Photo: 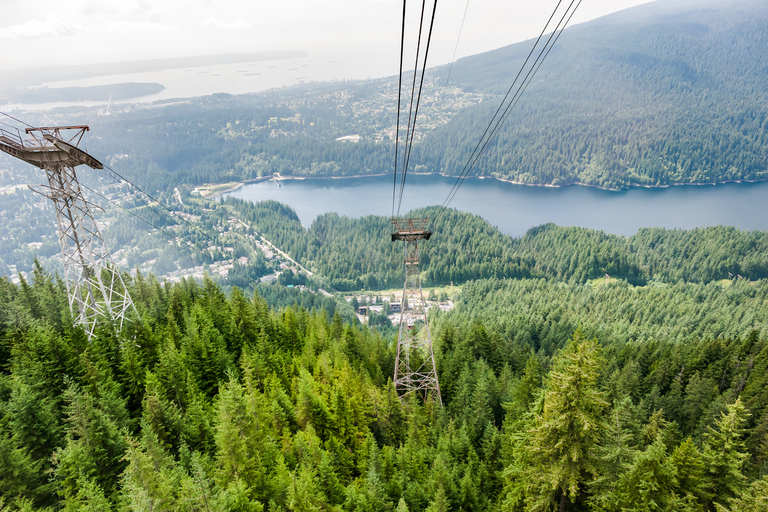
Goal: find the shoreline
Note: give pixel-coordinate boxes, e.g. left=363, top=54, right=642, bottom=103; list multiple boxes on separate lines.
left=216, top=171, right=768, bottom=195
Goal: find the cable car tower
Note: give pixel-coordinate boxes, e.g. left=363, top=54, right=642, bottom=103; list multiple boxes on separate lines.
left=0, top=125, right=134, bottom=339
left=391, top=218, right=441, bottom=404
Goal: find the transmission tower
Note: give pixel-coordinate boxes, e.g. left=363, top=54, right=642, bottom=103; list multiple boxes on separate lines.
left=0, top=125, right=135, bottom=339
left=391, top=218, right=442, bottom=404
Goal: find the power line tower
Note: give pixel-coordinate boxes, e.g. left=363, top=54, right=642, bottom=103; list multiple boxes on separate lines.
left=391, top=217, right=441, bottom=404
left=0, top=125, right=135, bottom=339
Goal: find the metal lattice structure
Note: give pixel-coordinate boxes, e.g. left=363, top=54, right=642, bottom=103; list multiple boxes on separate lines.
left=0, top=125, right=134, bottom=339
left=391, top=218, right=442, bottom=404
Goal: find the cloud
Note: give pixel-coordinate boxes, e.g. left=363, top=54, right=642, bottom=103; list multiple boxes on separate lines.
left=0, top=16, right=86, bottom=39
left=104, top=21, right=178, bottom=34
left=201, top=17, right=252, bottom=30
left=0, top=12, right=176, bottom=39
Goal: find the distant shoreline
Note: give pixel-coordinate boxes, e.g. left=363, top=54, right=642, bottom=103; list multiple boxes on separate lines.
left=212, top=171, right=768, bottom=197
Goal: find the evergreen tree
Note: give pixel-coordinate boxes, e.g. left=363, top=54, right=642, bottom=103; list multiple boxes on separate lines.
left=703, top=399, right=750, bottom=510
left=511, top=329, right=608, bottom=511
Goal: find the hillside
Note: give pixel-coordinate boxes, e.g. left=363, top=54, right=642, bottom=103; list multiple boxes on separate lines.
left=2, top=258, right=768, bottom=511
left=423, top=0, right=768, bottom=188
left=3, top=0, right=767, bottom=194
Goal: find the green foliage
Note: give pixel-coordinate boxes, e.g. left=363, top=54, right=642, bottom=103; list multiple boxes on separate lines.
left=1, top=265, right=767, bottom=510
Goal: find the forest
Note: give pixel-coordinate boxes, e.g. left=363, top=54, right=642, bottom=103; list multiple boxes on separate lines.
left=1, top=258, right=768, bottom=511
left=3, top=83, right=165, bottom=104
left=2, top=1, right=768, bottom=509
left=222, top=200, right=768, bottom=291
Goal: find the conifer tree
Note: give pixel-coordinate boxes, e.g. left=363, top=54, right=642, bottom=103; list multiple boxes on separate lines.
left=54, top=383, right=128, bottom=503
left=672, top=437, right=709, bottom=506
left=513, top=329, right=608, bottom=511
left=703, top=398, right=750, bottom=510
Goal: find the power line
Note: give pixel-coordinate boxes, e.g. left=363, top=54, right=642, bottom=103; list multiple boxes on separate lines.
left=444, top=0, right=471, bottom=87
left=393, top=0, right=408, bottom=219
left=436, top=0, right=582, bottom=223
left=395, top=0, right=440, bottom=218
left=79, top=183, right=180, bottom=244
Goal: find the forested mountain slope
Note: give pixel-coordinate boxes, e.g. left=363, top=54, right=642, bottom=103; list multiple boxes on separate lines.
left=4, top=1, right=766, bottom=194
left=225, top=200, right=768, bottom=291
left=2, top=263, right=768, bottom=510
left=423, top=0, right=768, bottom=188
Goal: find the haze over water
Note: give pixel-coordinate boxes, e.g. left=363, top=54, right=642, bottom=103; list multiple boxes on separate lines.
left=226, top=174, right=768, bottom=238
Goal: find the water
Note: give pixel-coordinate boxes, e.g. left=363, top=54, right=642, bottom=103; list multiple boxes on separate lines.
left=1, top=48, right=392, bottom=111
left=224, top=174, right=768, bottom=237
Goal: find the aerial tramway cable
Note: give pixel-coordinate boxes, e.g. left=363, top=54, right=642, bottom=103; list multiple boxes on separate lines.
left=397, top=0, right=429, bottom=216
left=392, top=0, right=408, bottom=219
left=444, top=0, right=471, bottom=87
left=398, top=0, right=439, bottom=217
left=79, top=183, right=181, bottom=245
left=393, top=0, right=440, bottom=218
left=100, top=162, right=218, bottom=246
left=434, top=0, right=583, bottom=225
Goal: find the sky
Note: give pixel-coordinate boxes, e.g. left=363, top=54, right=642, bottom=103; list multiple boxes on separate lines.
left=0, top=0, right=655, bottom=75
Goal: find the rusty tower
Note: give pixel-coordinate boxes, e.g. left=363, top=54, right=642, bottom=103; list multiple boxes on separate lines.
left=0, top=125, right=135, bottom=339
left=391, top=217, right=441, bottom=404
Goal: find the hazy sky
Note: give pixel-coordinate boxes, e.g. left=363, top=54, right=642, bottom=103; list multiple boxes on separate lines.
left=0, top=0, right=655, bottom=73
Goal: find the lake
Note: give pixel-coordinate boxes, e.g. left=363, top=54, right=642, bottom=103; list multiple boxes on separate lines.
left=224, top=174, right=768, bottom=238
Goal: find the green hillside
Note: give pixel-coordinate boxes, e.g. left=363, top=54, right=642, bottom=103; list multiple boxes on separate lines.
left=422, top=0, right=768, bottom=188
left=2, top=257, right=768, bottom=511
left=4, top=1, right=766, bottom=194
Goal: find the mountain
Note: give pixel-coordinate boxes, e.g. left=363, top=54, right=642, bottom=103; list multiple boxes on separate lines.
left=423, top=0, right=768, bottom=188
left=3, top=0, right=767, bottom=195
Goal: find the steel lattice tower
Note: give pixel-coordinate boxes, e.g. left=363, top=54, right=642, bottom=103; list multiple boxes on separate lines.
left=0, top=125, right=135, bottom=339
left=391, top=218, right=442, bottom=404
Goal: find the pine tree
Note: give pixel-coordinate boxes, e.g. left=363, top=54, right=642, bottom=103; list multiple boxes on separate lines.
left=611, top=438, right=683, bottom=512
left=514, top=329, right=608, bottom=511
left=703, top=398, right=750, bottom=510
left=671, top=437, right=709, bottom=506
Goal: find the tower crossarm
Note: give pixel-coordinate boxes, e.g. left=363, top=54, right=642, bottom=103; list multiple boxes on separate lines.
left=391, top=217, right=432, bottom=242
left=0, top=126, right=102, bottom=170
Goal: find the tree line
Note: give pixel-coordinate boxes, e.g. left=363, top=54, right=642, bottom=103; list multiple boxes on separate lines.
left=222, top=200, right=768, bottom=291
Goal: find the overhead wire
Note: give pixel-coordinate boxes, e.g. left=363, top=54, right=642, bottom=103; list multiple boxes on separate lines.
left=439, top=0, right=569, bottom=211
left=397, top=0, right=429, bottom=217
left=0, top=120, right=24, bottom=131
left=392, top=0, right=408, bottom=219
left=435, top=0, right=583, bottom=223
left=100, top=162, right=218, bottom=246
left=0, top=111, right=33, bottom=128
left=399, top=0, right=439, bottom=217
left=395, top=0, right=440, bottom=218
left=444, top=0, right=471, bottom=87
left=80, top=182, right=220, bottom=262
left=79, top=182, right=180, bottom=245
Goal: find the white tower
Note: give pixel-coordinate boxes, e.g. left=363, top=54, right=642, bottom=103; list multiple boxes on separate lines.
left=0, top=125, right=135, bottom=338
